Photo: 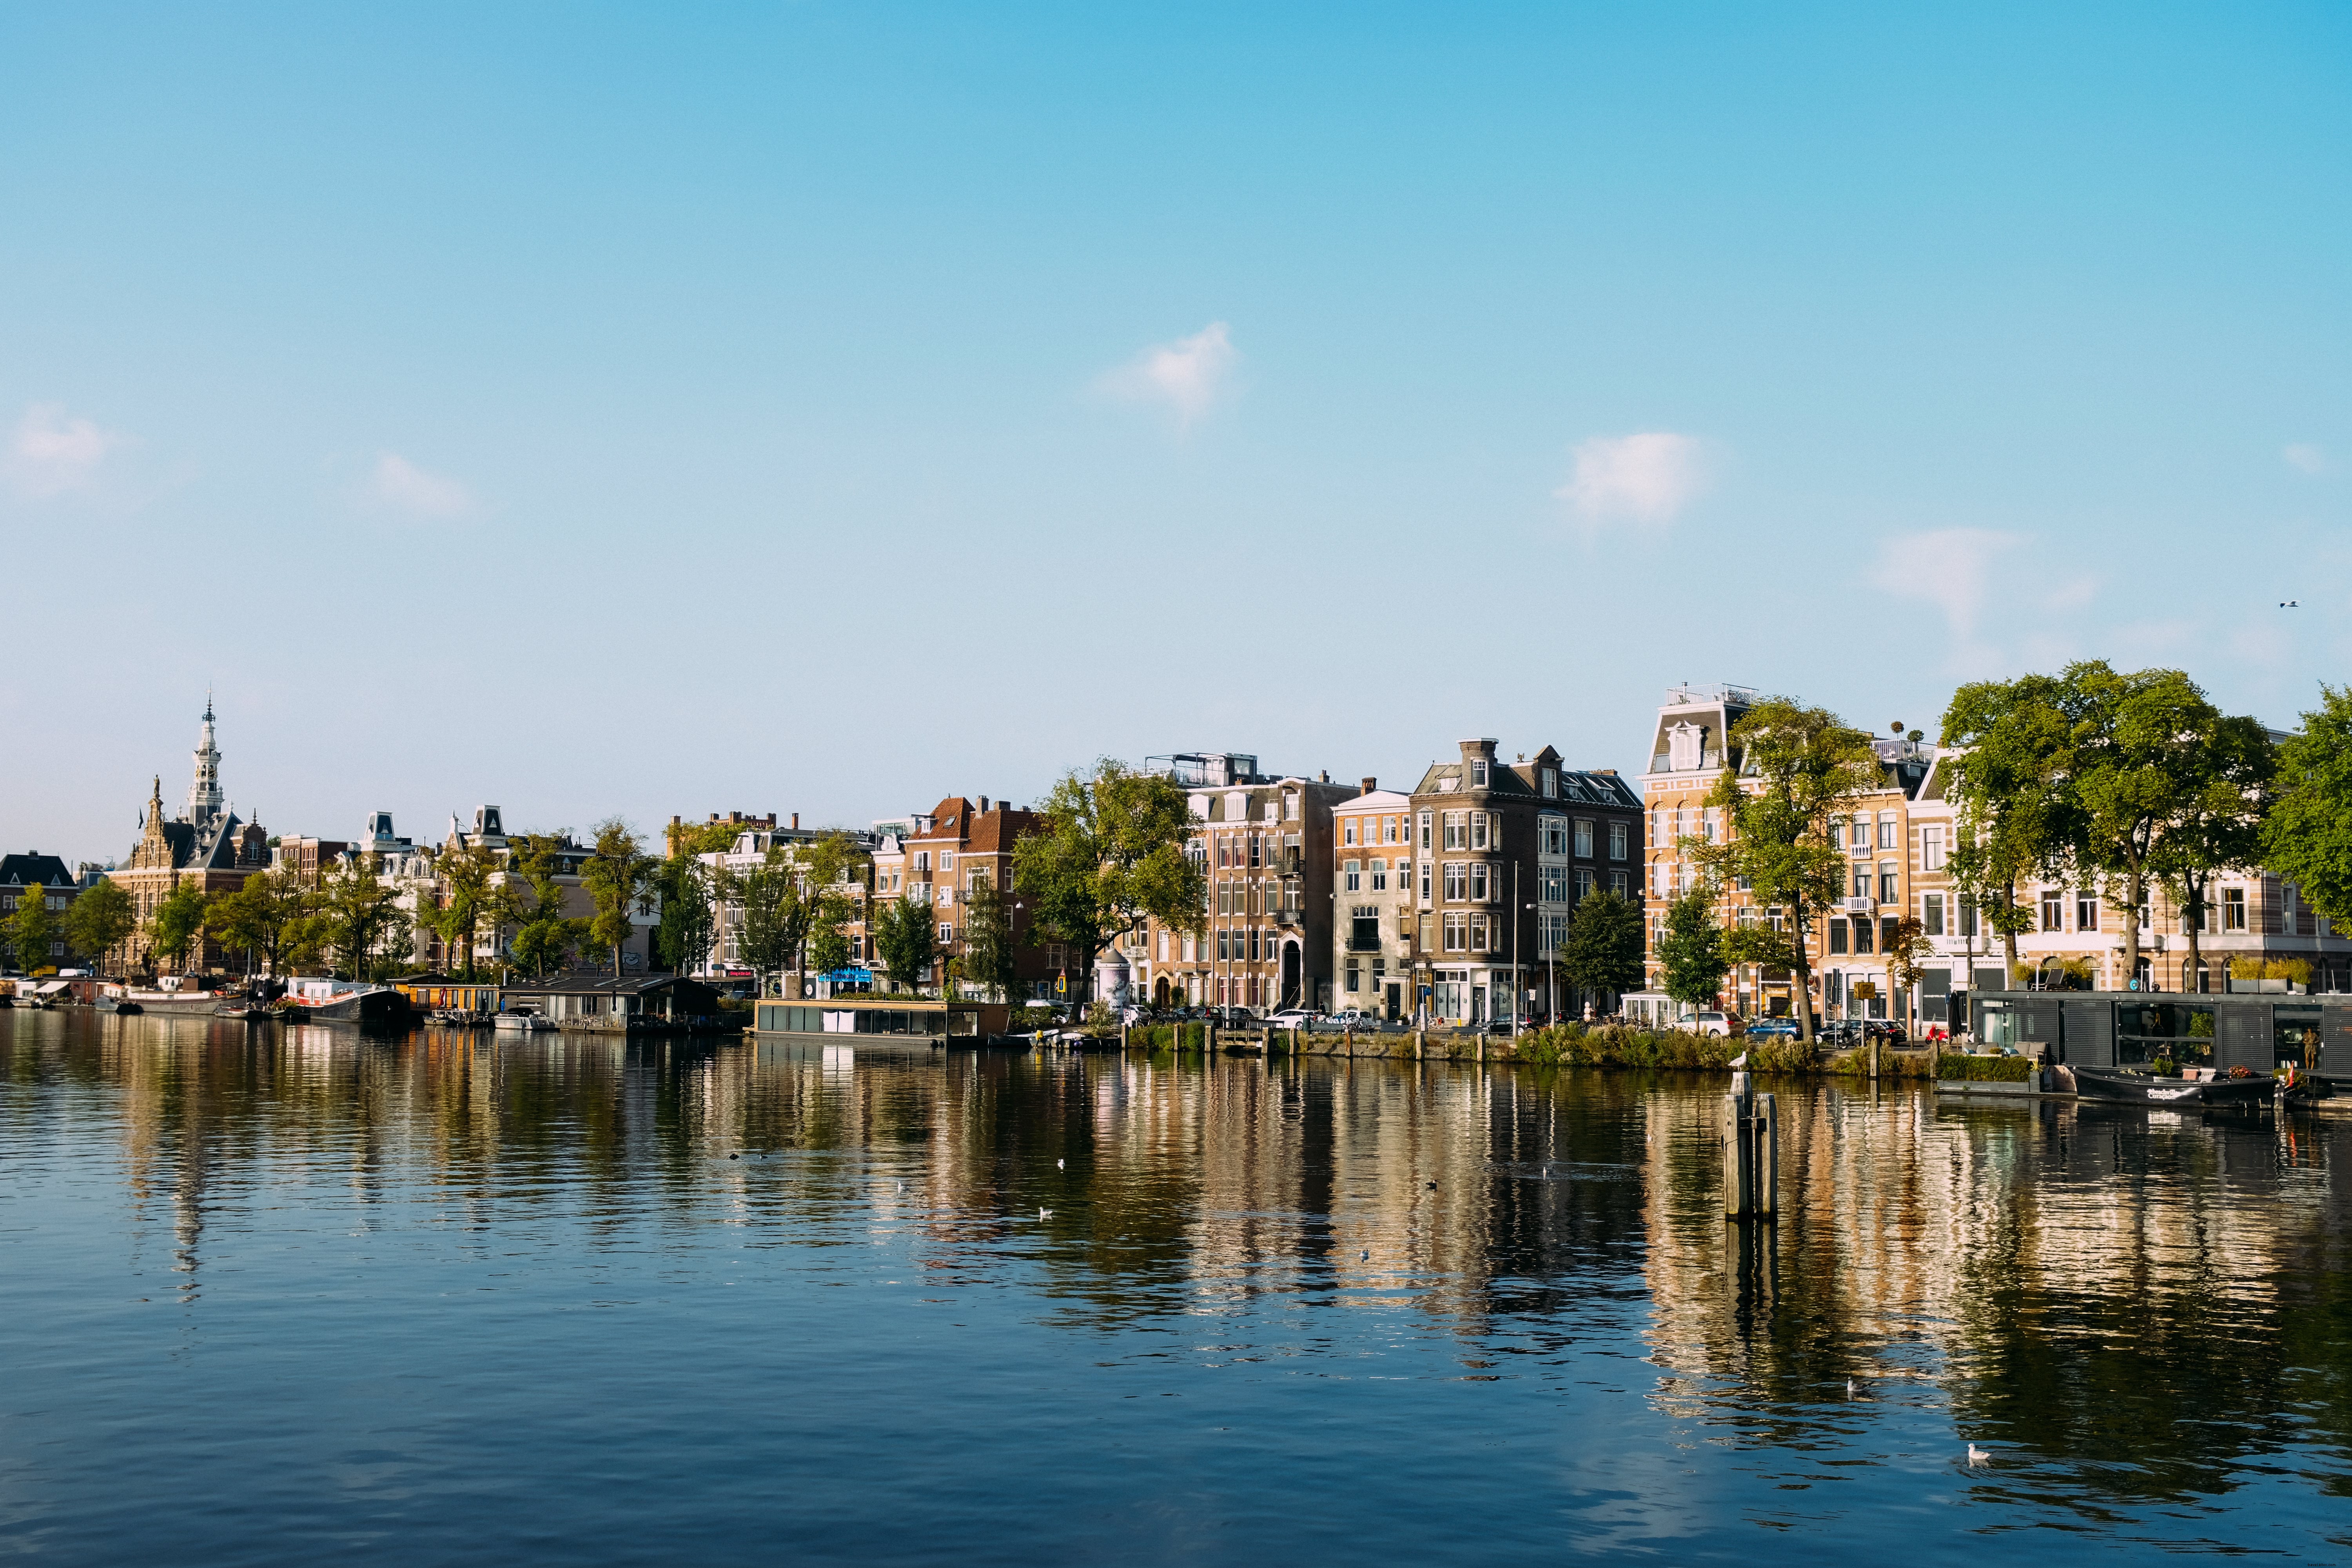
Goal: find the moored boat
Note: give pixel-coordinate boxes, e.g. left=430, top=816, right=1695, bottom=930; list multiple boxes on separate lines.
left=2063, top=1065, right=2277, bottom=1107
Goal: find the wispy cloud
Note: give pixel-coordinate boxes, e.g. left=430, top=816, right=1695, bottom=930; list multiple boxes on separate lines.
left=1869, top=528, right=2021, bottom=641
left=1098, top=321, right=1238, bottom=425
left=2285, top=442, right=2328, bottom=475
left=369, top=452, right=474, bottom=518
left=4, top=403, right=121, bottom=496
left=1554, top=432, right=1707, bottom=526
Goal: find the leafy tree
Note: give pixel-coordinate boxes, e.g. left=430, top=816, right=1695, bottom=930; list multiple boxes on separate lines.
left=201, top=867, right=311, bottom=978
left=584, top=818, right=655, bottom=976
left=321, top=855, right=406, bottom=981
left=870, top=891, right=937, bottom=993
left=1882, top=914, right=1932, bottom=1014
left=1655, top=889, right=1729, bottom=1012
left=1941, top=673, right=2078, bottom=979
left=1013, top=759, right=1203, bottom=1013
left=1558, top=889, right=1645, bottom=1005
left=148, top=880, right=209, bottom=974
left=2265, top=684, right=2352, bottom=941
left=2153, top=712, right=2275, bottom=992
left=653, top=855, right=716, bottom=976
left=505, top=833, right=587, bottom=978
left=797, top=831, right=867, bottom=985
left=805, top=906, right=852, bottom=978
left=62, top=878, right=134, bottom=970
left=424, top=842, right=498, bottom=979
left=7, top=879, right=58, bottom=973
left=667, top=818, right=754, bottom=857
left=1692, top=697, right=1880, bottom=1043
left=2063, top=662, right=2245, bottom=991
left=959, top=876, right=1023, bottom=1003
left=729, top=853, right=809, bottom=995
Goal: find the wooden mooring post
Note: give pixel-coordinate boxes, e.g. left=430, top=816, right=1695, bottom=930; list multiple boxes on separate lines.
left=1723, top=1071, right=1778, bottom=1222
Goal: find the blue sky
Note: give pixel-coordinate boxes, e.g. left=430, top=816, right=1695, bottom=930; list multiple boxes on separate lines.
left=5, top=3, right=2348, bottom=860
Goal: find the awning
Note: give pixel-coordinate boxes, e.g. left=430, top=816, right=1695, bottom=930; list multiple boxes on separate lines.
left=822, top=968, right=874, bottom=983
left=34, top=980, right=69, bottom=995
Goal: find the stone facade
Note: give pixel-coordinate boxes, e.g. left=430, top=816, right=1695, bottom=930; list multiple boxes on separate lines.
left=111, top=702, right=271, bottom=973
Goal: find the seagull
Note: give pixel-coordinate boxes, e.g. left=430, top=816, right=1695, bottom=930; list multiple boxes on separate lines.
left=1057, top=1158, right=1065, bottom=1169
left=1038, top=1207, right=1052, bottom=1219
left=1847, top=1379, right=1856, bottom=1399
left=1360, top=1249, right=1370, bottom=1261
left=2281, top=601, right=2300, bottom=608
left=1426, top=1180, right=1438, bottom=1191
left=1967, top=1443, right=1990, bottom=1466
left=1730, top=1051, right=1749, bottom=1068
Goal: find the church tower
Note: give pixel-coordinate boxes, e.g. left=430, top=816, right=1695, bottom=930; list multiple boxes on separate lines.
left=187, top=696, right=224, bottom=829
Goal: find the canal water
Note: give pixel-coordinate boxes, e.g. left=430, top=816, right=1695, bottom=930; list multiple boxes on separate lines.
left=2, top=1012, right=2348, bottom=1564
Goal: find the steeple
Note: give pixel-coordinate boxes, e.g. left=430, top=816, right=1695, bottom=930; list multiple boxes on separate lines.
left=187, top=695, right=223, bottom=828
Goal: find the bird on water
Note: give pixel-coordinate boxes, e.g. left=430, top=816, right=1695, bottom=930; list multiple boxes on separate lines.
left=1967, top=1443, right=1990, bottom=1466
left=1729, top=1051, right=1749, bottom=1069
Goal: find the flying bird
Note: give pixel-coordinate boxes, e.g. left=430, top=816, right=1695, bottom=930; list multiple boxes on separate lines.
left=2281, top=600, right=2300, bottom=608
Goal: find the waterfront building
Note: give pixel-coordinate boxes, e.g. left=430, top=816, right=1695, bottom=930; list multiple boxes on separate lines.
left=111, top=700, right=272, bottom=973
left=1409, top=738, right=1641, bottom=1027
left=1330, top=785, right=1414, bottom=1020
left=0, top=853, right=83, bottom=971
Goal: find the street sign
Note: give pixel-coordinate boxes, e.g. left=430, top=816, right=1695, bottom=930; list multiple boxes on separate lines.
left=1851, top=980, right=1878, bottom=1000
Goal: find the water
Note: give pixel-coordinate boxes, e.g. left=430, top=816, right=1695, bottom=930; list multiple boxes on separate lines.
left=3, top=1013, right=2348, bottom=1564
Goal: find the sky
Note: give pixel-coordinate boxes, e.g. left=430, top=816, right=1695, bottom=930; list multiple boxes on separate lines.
left=4, top=3, right=2349, bottom=863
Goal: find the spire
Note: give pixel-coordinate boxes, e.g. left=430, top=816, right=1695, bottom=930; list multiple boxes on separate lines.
left=187, top=695, right=223, bottom=828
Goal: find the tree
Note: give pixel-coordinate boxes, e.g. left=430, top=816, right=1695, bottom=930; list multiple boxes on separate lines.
left=147, top=880, right=209, bottom=974
left=2154, top=712, right=2274, bottom=992
left=870, top=891, right=937, bottom=994
left=729, top=852, right=809, bottom=996
left=1655, top=889, right=1729, bottom=1012
left=653, top=855, right=716, bottom=976
left=208, top=866, right=312, bottom=979
left=583, top=818, right=655, bottom=976
left=2265, top=684, right=2352, bottom=944
left=2063, top=662, right=2242, bottom=990
left=1882, top=914, right=1932, bottom=1014
left=1941, top=673, right=2079, bottom=980
left=1558, top=889, right=1645, bottom=1008
left=1691, top=697, right=1881, bottom=1043
left=424, top=842, right=498, bottom=979
left=796, top=831, right=867, bottom=987
left=505, top=833, right=586, bottom=978
left=62, top=878, right=134, bottom=971
left=1013, top=759, right=1204, bottom=1013
left=320, top=855, right=406, bottom=981
left=959, top=875, right=1023, bottom=1003
left=6, top=880, right=58, bottom=974
left=203, top=884, right=268, bottom=976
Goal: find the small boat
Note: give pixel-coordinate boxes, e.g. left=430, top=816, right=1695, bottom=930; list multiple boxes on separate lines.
left=95, top=995, right=141, bottom=1015
left=492, top=1009, right=556, bottom=1032
left=121, top=988, right=223, bottom=1016
left=2064, top=1065, right=2278, bottom=1107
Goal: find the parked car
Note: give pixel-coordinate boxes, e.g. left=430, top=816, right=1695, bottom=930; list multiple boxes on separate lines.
left=1684, top=1010, right=1739, bottom=1038
left=1265, top=1009, right=1317, bottom=1029
left=1742, top=1016, right=1803, bottom=1041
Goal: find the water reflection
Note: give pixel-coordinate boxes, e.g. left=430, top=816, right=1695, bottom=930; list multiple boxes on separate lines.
left=4, top=1010, right=2350, bottom=1556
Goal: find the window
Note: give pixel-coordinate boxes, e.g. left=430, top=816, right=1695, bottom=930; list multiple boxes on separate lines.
left=1352, top=906, right=1379, bottom=948
left=2041, top=889, right=2064, bottom=932
left=914, top=851, right=930, bottom=873
left=1853, top=865, right=1871, bottom=900
left=1923, top=892, right=1945, bottom=936
left=1830, top=919, right=1849, bottom=954
left=1609, top=823, right=1627, bottom=860
left=1541, top=817, right=1566, bottom=856
left=1472, top=813, right=1490, bottom=851
left=938, top=886, right=953, bottom=907
left=1470, top=914, right=1489, bottom=951
left=1443, top=812, right=1466, bottom=849
left=1344, top=959, right=1360, bottom=992
left=1370, top=860, right=1387, bottom=893
left=2224, top=887, right=2247, bottom=931
left=1472, top=760, right=1488, bottom=787
left=2076, top=893, right=2098, bottom=933
left=1577, top=869, right=1595, bottom=899
left=1466, top=864, right=1486, bottom=902
left=1879, top=864, right=1898, bottom=903
left=938, top=922, right=954, bottom=945
left=1419, top=862, right=1432, bottom=902
left=1877, top=811, right=1898, bottom=849
left=1249, top=834, right=1262, bottom=868
left=1542, top=767, right=1557, bottom=797
left=1418, top=811, right=1432, bottom=848
left=1539, top=867, right=1567, bottom=902
left=1573, top=819, right=1592, bottom=858
left=1443, top=862, right=1467, bottom=901
left=1158, top=930, right=1169, bottom=960
left=1343, top=820, right=1358, bottom=847
left=1383, top=816, right=1399, bottom=844
left=1850, top=818, right=1871, bottom=853
left=1285, top=792, right=1298, bottom=820
left=1344, top=859, right=1361, bottom=893
left=1442, top=913, right=1466, bottom=951
left=1853, top=918, right=1875, bottom=954
left=1960, top=897, right=1978, bottom=938
left=1650, top=810, right=1664, bottom=848
left=1922, top=825, right=1947, bottom=871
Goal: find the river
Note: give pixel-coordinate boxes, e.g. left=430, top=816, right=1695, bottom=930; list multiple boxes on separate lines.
left=2, top=1011, right=2347, bottom=1563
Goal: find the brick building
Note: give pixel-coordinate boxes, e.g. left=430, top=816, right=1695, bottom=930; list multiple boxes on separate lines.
left=111, top=702, right=272, bottom=974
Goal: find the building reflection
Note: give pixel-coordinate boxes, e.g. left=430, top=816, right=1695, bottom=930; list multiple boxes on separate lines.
left=9, top=1010, right=2350, bottom=1505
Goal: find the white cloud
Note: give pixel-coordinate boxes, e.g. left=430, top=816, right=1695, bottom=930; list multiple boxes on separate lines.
left=1869, top=527, right=2023, bottom=641
left=1098, top=321, right=1238, bottom=424
left=2285, top=443, right=2328, bottom=475
left=1553, top=432, right=1707, bottom=525
left=370, top=452, right=474, bottom=518
left=4, top=403, right=120, bottom=496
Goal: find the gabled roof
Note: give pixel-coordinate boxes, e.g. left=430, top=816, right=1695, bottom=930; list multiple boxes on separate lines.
left=1334, top=789, right=1414, bottom=813
left=0, top=853, right=75, bottom=889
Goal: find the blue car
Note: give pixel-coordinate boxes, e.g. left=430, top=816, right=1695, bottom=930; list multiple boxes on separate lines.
left=1742, top=1017, right=1805, bottom=1040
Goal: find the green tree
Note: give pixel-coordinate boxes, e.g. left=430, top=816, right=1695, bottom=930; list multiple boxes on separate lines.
left=202, top=883, right=268, bottom=976
left=210, top=866, right=312, bottom=978
left=1558, top=889, right=1645, bottom=1007
left=504, top=833, right=586, bottom=978
left=2063, top=662, right=2246, bottom=990
left=2265, top=684, right=2352, bottom=944
left=1882, top=913, right=1932, bottom=1017
left=728, top=852, right=808, bottom=995
left=959, top=875, right=1023, bottom=1003
left=1692, top=697, right=1881, bottom=1043
left=7, top=880, right=58, bottom=973
left=870, top=891, right=937, bottom=993
left=1941, top=673, right=2079, bottom=980
left=1013, top=759, right=1204, bottom=1013
left=653, top=854, right=716, bottom=976
left=420, top=842, right=498, bottom=979
left=62, top=878, right=135, bottom=971
left=1655, top=888, right=1730, bottom=1012
left=583, top=818, right=655, bottom=976
left=796, top=831, right=867, bottom=987
left=2154, top=712, right=2275, bottom=992
left=321, top=855, right=406, bottom=980
left=147, top=879, right=209, bottom=974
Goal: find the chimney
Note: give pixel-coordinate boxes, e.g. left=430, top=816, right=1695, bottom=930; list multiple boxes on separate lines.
left=791, top=813, right=800, bottom=830
left=1360, top=776, right=1376, bottom=796
left=979, top=795, right=991, bottom=813
left=1319, top=771, right=1330, bottom=784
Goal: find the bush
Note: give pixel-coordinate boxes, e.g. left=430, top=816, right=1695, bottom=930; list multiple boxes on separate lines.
left=1936, top=1053, right=2037, bottom=1082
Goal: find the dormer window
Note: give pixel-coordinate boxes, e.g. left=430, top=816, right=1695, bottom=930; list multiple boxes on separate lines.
left=1471, top=760, right=1488, bottom=787
left=1667, top=723, right=1702, bottom=771
left=1541, top=768, right=1557, bottom=798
